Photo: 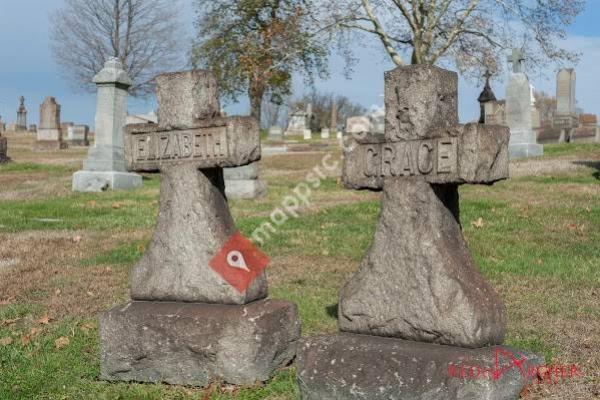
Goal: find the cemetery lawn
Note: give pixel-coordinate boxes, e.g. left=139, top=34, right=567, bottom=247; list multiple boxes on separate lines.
left=1, top=132, right=599, bottom=400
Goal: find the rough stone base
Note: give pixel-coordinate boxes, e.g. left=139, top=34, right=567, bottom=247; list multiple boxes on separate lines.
left=34, top=140, right=68, bottom=151
left=509, top=143, right=543, bottom=159
left=225, top=179, right=267, bottom=199
left=72, top=170, right=142, bottom=192
left=100, top=299, right=300, bottom=387
left=297, top=334, right=543, bottom=400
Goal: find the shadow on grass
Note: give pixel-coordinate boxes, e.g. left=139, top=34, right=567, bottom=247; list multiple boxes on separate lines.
left=572, top=160, right=600, bottom=180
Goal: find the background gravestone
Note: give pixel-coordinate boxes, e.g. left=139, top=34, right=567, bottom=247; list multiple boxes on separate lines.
left=297, top=65, right=542, bottom=400
left=100, top=70, right=299, bottom=387
left=0, top=130, right=11, bottom=163
left=505, top=49, right=543, bottom=158
left=16, top=96, right=27, bottom=132
left=35, top=97, right=67, bottom=151
left=224, top=162, right=267, bottom=199
left=72, top=58, right=142, bottom=192
left=553, top=69, right=579, bottom=143
left=67, top=124, right=90, bottom=146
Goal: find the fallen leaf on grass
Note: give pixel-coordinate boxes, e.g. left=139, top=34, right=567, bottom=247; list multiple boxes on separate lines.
left=29, top=327, right=41, bottom=338
left=72, top=235, right=82, bottom=243
left=54, top=336, right=70, bottom=350
left=471, top=217, right=484, bottom=229
left=0, top=337, right=13, bottom=346
left=54, top=289, right=61, bottom=296
left=137, top=244, right=146, bottom=253
left=86, top=291, right=95, bottom=297
left=87, top=200, right=97, bottom=207
left=80, top=323, right=96, bottom=333
left=112, top=202, right=122, bottom=209
left=21, top=335, right=30, bottom=346
left=1, top=318, right=21, bottom=327
left=37, top=315, right=51, bottom=325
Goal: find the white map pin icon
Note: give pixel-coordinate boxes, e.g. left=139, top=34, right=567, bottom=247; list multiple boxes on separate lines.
left=227, top=250, right=250, bottom=272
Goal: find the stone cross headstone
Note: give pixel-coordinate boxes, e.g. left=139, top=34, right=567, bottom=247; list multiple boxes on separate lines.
left=100, top=69, right=299, bottom=387
left=16, top=96, right=27, bottom=131
left=297, top=65, right=542, bottom=400
left=553, top=68, right=579, bottom=143
left=507, top=48, right=525, bottom=73
left=505, top=50, right=543, bottom=158
left=72, top=58, right=142, bottom=192
left=35, top=97, right=67, bottom=150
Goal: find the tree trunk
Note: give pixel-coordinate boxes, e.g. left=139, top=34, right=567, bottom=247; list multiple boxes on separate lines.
left=249, top=82, right=264, bottom=123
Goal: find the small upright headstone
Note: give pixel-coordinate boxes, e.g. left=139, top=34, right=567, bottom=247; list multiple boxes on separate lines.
left=0, top=130, right=11, bottom=163
left=35, top=97, right=67, bottom=150
left=100, top=69, right=299, bottom=387
left=72, top=58, right=142, bottom=192
left=505, top=49, right=543, bottom=158
left=267, top=125, right=283, bottom=140
left=224, top=162, right=268, bottom=199
left=16, top=96, right=27, bottom=131
left=303, top=128, right=312, bottom=140
left=553, top=69, right=579, bottom=143
left=0, top=116, right=5, bottom=133
left=28, top=124, right=37, bottom=133
left=320, top=127, right=330, bottom=139
left=285, top=110, right=308, bottom=136
left=67, top=125, right=90, bottom=146
left=297, top=65, right=542, bottom=400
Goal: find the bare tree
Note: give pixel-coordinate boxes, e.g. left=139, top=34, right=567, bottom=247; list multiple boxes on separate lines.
left=328, top=0, right=584, bottom=77
left=50, top=0, right=185, bottom=96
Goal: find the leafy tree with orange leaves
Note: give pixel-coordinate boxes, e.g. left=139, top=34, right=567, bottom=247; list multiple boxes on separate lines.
left=192, top=0, right=330, bottom=120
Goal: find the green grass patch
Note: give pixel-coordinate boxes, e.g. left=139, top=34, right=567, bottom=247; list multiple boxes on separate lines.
left=541, top=142, right=600, bottom=158
left=81, top=240, right=148, bottom=267
left=0, top=162, right=73, bottom=174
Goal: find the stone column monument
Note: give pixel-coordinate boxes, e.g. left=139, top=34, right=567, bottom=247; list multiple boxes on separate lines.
left=100, top=70, right=299, bottom=387
left=297, top=65, right=542, bottom=400
left=35, top=97, right=67, bottom=150
left=553, top=68, right=579, bottom=143
left=16, top=96, right=27, bottom=131
left=505, top=49, right=543, bottom=158
left=72, top=58, right=142, bottom=192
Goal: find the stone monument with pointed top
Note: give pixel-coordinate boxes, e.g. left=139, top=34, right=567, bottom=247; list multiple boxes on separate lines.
left=478, top=70, right=497, bottom=124
left=553, top=68, right=579, bottom=143
left=72, top=58, right=142, bottom=192
left=505, top=49, right=543, bottom=158
left=35, top=97, right=67, bottom=150
left=16, top=96, right=27, bottom=132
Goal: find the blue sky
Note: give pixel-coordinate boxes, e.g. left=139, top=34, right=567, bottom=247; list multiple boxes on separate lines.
left=0, top=0, right=598, bottom=128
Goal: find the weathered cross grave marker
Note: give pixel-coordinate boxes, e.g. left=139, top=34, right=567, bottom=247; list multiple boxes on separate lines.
left=297, top=65, right=542, bottom=400
left=100, top=70, right=299, bottom=387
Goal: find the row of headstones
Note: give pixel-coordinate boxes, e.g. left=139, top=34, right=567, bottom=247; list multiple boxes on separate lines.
left=95, top=64, right=542, bottom=400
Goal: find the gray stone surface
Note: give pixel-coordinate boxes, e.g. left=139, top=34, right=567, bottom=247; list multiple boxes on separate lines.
left=72, top=170, right=142, bottom=192
left=505, top=51, right=543, bottom=159
left=16, top=96, right=27, bottom=131
left=339, top=65, right=507, bottom=348
left=0, top=135, right=11, bottom=163
left=73, top=58, right=141, bottom=192
left=101, top=299, right=300, bottom=386
left=268, top=126, right=283, bottom=140
left=224, top=162, right=267, bottom=199
left=36, top=97, right=67, bottom=150
left=297, top=334, right=543, bottom=400
left=130, top=165, right=268, bottom=303
left=339, top=178, right=507, bottom=347
left=67, top=124, right=90, bottom=146
left=342, top=124, right=509, bottom=190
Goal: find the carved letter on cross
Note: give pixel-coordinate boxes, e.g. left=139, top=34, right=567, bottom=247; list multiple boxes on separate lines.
left=340, top=65, right=511, bottom=348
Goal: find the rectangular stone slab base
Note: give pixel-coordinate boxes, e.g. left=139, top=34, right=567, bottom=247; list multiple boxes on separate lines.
left=297, top=333, right=544, bottom=400
left=72, top=170, right=142, bottom=192
left=100, top=299, right=300, bottom=387
left=225, top=179, right=267, bottom=199
left=509, top=143, right=543, bottom=159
